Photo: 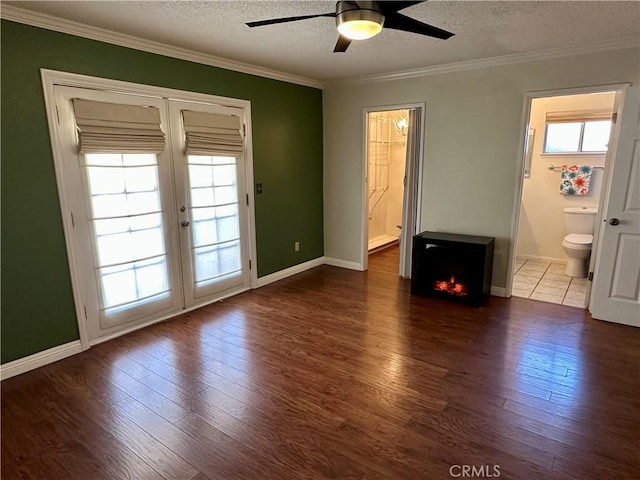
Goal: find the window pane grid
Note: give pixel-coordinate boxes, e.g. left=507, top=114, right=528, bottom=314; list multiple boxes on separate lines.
left=187, top=155, right=242, bottom=286
left=103, top=291, right=171, bottom=315
left=85, top=153, right=158, bottom=167
left=85, top=154, right=171, bottom=313
left=194, top=269, right=242, bottom=287
left=192, top=236, right=240, bottom=251
left=190, top=202, right=236, bottom=210
left=89, top=210, right=162, bottom=230
left=96, top=251, right=168, bottom=270
left=99, top=255, right=170, bottom=311
left=186, top=155, right=236, bottom=166
left=193, top=241, right=242, bottom=284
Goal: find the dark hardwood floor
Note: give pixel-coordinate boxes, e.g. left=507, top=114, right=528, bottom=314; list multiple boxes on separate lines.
left=2, top=246, right=639, bottom=479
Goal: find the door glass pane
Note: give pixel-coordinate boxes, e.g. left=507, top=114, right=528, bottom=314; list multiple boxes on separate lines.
left=582, top=120, right=612, bottom=152
left=85, top=153, right=171, bottom=314
left=187, top=155, right=242, bottom=286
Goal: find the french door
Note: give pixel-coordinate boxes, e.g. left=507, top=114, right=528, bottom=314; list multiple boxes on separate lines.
left=168, top=100, right=251, bottom=305
left=52, top=85, right=252, bottom=343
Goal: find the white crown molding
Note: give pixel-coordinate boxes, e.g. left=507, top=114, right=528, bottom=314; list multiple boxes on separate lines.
left=0, top=5, right=325, bottom=90
left=5, top=5, right=637, bottom=91
left=328, top=36, right=640, bottom=87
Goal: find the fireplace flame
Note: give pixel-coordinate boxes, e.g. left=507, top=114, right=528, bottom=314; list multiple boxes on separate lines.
left=434, top=276, right=469, bottom=297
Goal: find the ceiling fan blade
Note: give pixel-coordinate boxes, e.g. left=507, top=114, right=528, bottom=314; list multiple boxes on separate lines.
left=377, top=1, right=426, bottom=15
left=334, top=35, right=352, bottom=53
left=246, top=12, right=335, bottom=28
left=383, top=12, right=454, bottom=40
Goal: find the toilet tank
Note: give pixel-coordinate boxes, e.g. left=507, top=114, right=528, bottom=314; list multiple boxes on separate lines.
left=563, top=207, right=597, bottom=234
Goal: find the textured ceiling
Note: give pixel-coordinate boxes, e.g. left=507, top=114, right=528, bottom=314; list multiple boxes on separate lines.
left=6, top=1, right=640, bottom=81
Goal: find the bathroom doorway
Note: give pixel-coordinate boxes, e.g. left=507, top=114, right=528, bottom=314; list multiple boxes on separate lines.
left=511, top=89, right=616, bottom=308
left=362, top=104, right=424, bottom=277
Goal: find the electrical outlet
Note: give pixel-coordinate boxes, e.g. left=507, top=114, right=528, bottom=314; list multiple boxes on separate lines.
left=294, top=241, right=300, bottom=252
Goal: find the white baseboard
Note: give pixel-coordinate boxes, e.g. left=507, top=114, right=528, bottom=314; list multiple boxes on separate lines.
left=90, top=285, right=251, bottom=347
left=490, top=286, right=506, bottom=298
left=1, top=258, right=326, bottom=379
left=516, top=254, right=567, bottom=265
left=256, top=257, right=325, bottom=288
left=368, top=234, right=399, bottom=251
left=324, top=257, right=364, bottom=271
left=2, top=258, right=501, bottom=379
left=1, top=340, right=83, bottom=381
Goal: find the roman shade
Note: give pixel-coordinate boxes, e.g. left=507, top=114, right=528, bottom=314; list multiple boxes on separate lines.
left=72, top=99, right=166, bottom=154
left=546, top=109, right=612, bottom=123
left=182, top=110, right=243, bottom=156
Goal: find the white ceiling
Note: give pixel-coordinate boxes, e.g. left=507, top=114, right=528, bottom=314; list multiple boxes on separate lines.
left=5, top=1, right=640, bottom=82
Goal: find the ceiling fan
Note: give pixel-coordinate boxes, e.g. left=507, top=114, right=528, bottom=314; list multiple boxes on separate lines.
left=246, top=1, right=454, bottom=53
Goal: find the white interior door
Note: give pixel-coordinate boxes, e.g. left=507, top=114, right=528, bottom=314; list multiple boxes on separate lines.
left=399, top=108, right=420, bottom=277
left=590, top=86, right=640, bottom=327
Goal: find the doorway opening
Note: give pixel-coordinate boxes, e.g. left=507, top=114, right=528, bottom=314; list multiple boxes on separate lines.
left=362, top=104, right=424, bottom=278
left=367, top=109, right=408, bottom=252
left=511, top=89, right=616, bottom=309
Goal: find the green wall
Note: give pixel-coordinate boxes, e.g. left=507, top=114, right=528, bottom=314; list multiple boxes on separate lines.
left=1, top=20, right=324, bottom=364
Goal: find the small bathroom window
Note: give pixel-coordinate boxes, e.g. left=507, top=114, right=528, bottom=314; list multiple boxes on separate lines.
left=543, top=109, right=613, bottom=154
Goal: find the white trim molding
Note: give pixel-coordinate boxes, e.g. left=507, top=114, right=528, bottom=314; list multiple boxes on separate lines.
left=0, top=264, right=507, bottom=379
left=255, top=257, right=326, bottom=288
left=515, top=254, right=567, bottom=265
left=324, top=257, right=365, bottom=271
left=506, top=83, right=630, bottom=301
left=329, top=36, right=640, bottom=87
left=5, top=4, right=638, bottom=92
left=1, top=341, right=83, bottom=381
left=490, top=286, right=507, bottom=298
left=90, top=284, right=251, bottom=347
left=1, top=5, right=324, bottom=90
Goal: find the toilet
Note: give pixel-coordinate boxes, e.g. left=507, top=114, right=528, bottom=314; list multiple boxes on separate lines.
left=561, top=206, right=597, bottom=277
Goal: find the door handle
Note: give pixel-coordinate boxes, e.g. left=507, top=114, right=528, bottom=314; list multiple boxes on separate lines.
left=181, top=220, right=190, bottom=227
left=609, top=218, right=620, bottom=226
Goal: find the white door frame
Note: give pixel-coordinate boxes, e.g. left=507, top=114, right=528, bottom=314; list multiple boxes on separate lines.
left=506, top=83, right=630, bottom=299
left=41, top=69, right=257, bottom=350
left=360, top=102, right=426, bottom=274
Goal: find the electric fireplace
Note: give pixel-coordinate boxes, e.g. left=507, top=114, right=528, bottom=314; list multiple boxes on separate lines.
left=411, top=231, right=495, bottom=306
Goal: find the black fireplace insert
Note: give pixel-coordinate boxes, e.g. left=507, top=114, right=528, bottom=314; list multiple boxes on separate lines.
left=411, top=231, right=494, bottom=306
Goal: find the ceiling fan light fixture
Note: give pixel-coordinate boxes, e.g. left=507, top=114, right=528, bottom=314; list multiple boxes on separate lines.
left=336, top=7, right=384, bottom=40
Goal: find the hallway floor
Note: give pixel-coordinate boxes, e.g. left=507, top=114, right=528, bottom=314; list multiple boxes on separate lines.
left=512, top=258, right=587, bottom=308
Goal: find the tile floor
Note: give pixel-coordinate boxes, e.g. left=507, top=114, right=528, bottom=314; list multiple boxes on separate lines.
left=512, top=258, right=588, bottom=308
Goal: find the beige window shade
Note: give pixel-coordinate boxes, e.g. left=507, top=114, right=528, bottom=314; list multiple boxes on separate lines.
left=182, top=110, right=243, bottom=156
left=72, top=99, right=166, bottom=154
left=546, top=109, right=612, bottom=123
